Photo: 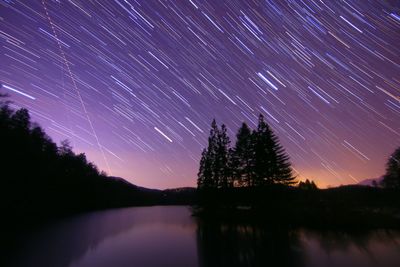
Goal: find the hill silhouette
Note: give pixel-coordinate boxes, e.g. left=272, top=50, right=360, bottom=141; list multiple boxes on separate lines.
left=0, top=95, right=195, bottom=229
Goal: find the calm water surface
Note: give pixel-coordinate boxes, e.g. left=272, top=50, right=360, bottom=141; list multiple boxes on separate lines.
left=8, top=206, right=400, bottom=267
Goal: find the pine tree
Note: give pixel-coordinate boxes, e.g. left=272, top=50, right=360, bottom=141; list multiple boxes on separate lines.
left=208, top=119, right=219, bottom=188
left=252, top=114, right=295, bottom=186
left=197, top=119, right=219, bottom=189
left=197, top=148, right=213, bottom=189
left=197, top=149, right=207, bottom=188
left=232, top=123, right=254, bottom=186
left=216, top=124, right=231, bottom=188
left=252, top=114, right=273, bottom=186
left=382, top=147, right=400, bottom=189
left=271, top=131, right=296, bottom=185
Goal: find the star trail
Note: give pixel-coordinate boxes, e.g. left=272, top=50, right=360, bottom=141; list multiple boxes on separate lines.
left=0, top=0, right=399, bottom=189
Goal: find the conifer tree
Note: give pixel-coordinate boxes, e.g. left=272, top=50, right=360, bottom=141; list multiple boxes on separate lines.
left=197, top=149, right=207, bottom=188
left=197, top=119, right=219, bottom=189
left=252, top=114, right=273, bottom=186
left=382, top=147, right=400, bottom=189
left=232, top=123, right=254, bottom=186
left=252, top=114, right=295, bottom=186
left=197, top=148, right=213, bottom=189
left=216, top=124, right=231, bottom=188
left=268, top=127, right=296, bottom=185
left=208, top=119, right=220, bottom=188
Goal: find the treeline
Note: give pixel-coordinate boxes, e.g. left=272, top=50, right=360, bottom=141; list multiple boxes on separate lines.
left=194, top=113, right=400, bottom=228
left=0, top=94, right=161, bottom=225
left=381, top=146, right=400, bottom=189
left=197, top=114, right=296, bottom=189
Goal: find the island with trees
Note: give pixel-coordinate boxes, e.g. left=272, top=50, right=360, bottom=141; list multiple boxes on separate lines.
left=194, top=115, right=400, bottom=228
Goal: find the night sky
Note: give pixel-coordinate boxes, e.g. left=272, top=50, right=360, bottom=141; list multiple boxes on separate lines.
left=0, top=0, right=399, bottom=189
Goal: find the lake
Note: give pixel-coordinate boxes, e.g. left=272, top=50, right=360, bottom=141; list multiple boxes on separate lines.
left=7, top=206, right=400, bottom=267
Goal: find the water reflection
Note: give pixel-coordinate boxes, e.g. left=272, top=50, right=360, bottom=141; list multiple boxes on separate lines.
left=9, top=206, right=197, bottom=267
left=196, top=220, right=304, bottom=267
left=196, top=220, right=400, bottom=267
left=7, top=206, right=400, bottom=267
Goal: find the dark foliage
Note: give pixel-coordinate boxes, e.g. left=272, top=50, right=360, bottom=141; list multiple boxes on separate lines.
left=198, top=120, right=231, bottom=189
left=197, top=114, right=295, bottom=189
left=381, top=147, right=400, bottom=189
left=298, top=179, right=318, bottom=190
left=194, top=113, right=400, bottom=228
left=231, top=123, right=254, bottom=187
left=0, top=98, right=163, bottom=227
left=194, top=185, right=400, bottom=229
left=196, top=219, right=304, bottom=267
left=252, top=114, right=295, bottom=186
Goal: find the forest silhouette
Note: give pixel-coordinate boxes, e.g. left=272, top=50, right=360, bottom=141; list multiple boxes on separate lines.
left=0, top=93, right=187, bottom=227
left=1, top=91, right=400, bottom=231
left=195, top=116, right=400, bottom=229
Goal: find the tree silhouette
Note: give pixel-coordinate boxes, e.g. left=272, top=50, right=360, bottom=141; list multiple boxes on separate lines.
left=216, top=124, right=231, bottom=188
left=197, top=120, right=233, bottom=189
left=198, top=148, right=213, bottom=189
left=381, top=147, right=400, bottom=189
left=197, top=114, right=295, bottom=189
left=231, top=123, right=254, bottom=186
left=198, top=119, right=219, bottom=189
left=298, top=179, right=318, bottom=190
left=252, top=114, right=272, bottom=186
left=252, top=114, right=295, bottom=186
left=12, top=108, right=30, bottom=130
left=208, top=119, right=219, bottom=188
left=59, top=139, right=74, bottom=156
left=0, top=96, right=160, bottom=224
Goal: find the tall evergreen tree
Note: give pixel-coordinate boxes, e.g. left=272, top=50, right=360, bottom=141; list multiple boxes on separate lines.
left=197, top=149, right=207, bottom=188
left=232, top=123, right=254, bottom=186
left=197, top=119, right=219, bottom=189
left=208, top=119, right=219, bottom=188
left=252, top=114, right=272, bottom=186
left=197, top=148, right=213, bottom=189
left=252, top=114, right=295, bottom=186
left=272, top=139, right=296, bottom=185
left=216, top=124, right=231, bottom=188
left=381, top=147, right=400, bottom=189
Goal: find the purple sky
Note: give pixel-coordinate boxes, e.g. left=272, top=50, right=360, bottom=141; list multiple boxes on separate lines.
left=0, top=0, right=399, bottom=189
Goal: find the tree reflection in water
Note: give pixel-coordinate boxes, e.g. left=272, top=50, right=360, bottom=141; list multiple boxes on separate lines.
left=6, top=207, right=400, bottom=267
left=196, top=220, right=305, bottom=267
left=196, top=219, right=400, bottom=267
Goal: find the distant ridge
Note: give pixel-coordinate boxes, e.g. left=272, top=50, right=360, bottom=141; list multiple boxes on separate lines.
left=108, top=176, right=196, bottom=194
left=108, top=176, right=197, bottom=204
left=108, top=176, right=161, bottom=192
left=357, top=176, right=383, bottom=187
